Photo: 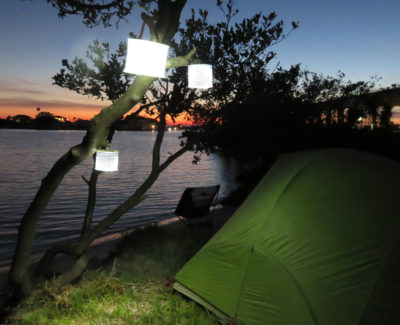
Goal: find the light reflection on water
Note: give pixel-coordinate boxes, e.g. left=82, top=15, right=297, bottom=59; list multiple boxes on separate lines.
left=0, top=129, right=239, bottom=269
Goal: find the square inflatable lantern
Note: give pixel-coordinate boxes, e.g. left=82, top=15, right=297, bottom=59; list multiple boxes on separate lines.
left=124, top=39, right=169, bottom=78
left=95, top=150, right=119, bottom=172
left=188, top=64, right=213, bottom=88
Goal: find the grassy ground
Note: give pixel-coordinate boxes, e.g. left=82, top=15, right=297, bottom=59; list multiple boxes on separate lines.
left=3, top=224, right=221, bottom=324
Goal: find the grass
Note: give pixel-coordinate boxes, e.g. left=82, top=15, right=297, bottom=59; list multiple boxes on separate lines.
left=4, top=224, right=220, bottom=324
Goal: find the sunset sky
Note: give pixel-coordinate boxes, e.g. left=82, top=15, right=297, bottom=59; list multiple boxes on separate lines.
left=0, top=0, right=399, bottom=122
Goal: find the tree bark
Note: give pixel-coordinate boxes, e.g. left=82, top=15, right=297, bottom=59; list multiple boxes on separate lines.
left=52, top=254, right=88, bottom=287
left=81, top=168, right=101, bottom=238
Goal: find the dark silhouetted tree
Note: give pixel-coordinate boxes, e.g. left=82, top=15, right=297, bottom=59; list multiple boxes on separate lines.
left=35, top=111, right=58, bottom=129
left=9, top=0, right=192, bottom=299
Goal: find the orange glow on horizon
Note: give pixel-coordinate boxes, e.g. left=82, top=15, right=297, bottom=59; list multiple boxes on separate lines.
left=391, top=116, right=400, bottom=125
left=0, top=106, right=101, bottom=121
left=139, top=111, right=193, bottom=126
left=0, top=104, right=194, bottom=126
left=0, top=80, right=198, bottom=125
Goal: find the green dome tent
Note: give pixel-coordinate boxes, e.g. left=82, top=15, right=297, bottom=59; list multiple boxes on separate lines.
left=174, top=149, right=400, bottom=324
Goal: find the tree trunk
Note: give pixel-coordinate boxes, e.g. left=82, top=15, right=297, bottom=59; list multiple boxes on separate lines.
left=9, top=76, right=155, bottom=297
left=9, top=0, right=188, bottom=298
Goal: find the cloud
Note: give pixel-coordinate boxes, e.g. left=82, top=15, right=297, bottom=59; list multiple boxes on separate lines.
left=0, top=86, right=45, bottom=95
left=0, top=78, right=48, bottom=88
left=0, top=97, right=104, bottom=110
left=0, top=78, right=52, bottom=95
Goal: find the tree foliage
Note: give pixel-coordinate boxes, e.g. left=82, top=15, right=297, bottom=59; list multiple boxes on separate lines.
left=46, top=0, right=153, bottom=27
left=172, top=1, right=299, bottom=108
left=53, top=40, right=131, bottom=102
left=174, top=1, right=393, bottom=167
left=205, top=68, right=382, bottom=161
left=168, top=0, right=298, bottom=153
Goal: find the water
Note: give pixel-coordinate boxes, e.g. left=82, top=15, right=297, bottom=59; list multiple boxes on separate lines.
left=0, top=129, right=239, bottom=269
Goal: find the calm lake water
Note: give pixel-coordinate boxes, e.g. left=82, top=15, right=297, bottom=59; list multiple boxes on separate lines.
left=0, top=129, right=239, bottom=269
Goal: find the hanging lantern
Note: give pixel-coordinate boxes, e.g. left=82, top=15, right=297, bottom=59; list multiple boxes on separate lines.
left=188, top=64, right=213, bottom=88
left=124, top=39, right=169, bottom=78
left=95, top=150, right=119, bottom=172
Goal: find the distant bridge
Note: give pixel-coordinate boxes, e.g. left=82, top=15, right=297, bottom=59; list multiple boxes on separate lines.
left=318, top=87, right=400, bottom=109
left=316, top=87, right=400, bottom=126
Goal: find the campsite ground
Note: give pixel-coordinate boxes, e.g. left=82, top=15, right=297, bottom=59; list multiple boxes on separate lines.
left=0, top=206, right=236, bottom=324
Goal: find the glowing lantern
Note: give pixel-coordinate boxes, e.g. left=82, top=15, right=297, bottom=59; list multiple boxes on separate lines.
left=95, top=150, right=119, bottom=172
left=124, top=39, right=169, bottom=78
left=188, top=64, right=213, bottom=88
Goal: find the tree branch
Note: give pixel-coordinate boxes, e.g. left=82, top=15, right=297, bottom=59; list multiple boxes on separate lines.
left=158, top=79, right=168, bottom=92
left=166, top=48, right=198, bottom=69
left=74, top=116, right=167, bottom=253
left=141, top=12, right=160, bottom=41
left=56, top=0, right=124, bottom=13
left=80, top=168, right=101, bottom=238
left=47, top=0, right=135, bottom=27
left=81, top=175, right=90, bottom=185
left=158, top=145, right=189, bottom=173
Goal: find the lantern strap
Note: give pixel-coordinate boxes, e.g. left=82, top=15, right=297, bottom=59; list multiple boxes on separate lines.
left=139, top=22, right=146, bottom=39
left=139, top=13, right=160, bottom=42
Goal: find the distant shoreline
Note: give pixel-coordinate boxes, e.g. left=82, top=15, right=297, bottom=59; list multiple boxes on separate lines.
left=0, top=114, right=190, bottom=131
left=0, top=127, right=187, bottom=131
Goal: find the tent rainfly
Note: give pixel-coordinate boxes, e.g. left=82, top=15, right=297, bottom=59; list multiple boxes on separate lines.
left=174, top=148, right=400, bottom=325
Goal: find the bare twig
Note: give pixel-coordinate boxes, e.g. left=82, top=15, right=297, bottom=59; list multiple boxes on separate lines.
left=81, top=175, right=90, bottom=185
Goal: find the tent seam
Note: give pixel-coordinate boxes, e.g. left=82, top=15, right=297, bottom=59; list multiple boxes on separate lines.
left=359, top=230, right=400, bottom=321
left=254, top=247, right=320, bottom=325
left=173, top=281, right=232, bottom=323
left=266, top=159, right=315, bottom=216
left=253, top=154, right=319, bottom=324
left=233, top=245, right=254, bottom=317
